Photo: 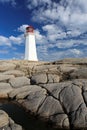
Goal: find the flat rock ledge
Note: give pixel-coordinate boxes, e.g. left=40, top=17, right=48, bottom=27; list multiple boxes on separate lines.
left=0, top=59, right=87, bottom=129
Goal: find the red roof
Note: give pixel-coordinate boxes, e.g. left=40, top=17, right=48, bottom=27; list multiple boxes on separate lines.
left=26, top=26, right=34, bottom=33
left=26, top=26, right=34, bottom=30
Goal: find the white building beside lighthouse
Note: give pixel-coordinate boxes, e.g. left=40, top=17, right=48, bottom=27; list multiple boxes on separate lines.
left=25, top=26, right=38, bottom=61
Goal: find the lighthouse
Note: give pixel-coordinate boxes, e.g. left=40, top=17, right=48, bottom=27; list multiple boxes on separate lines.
left=25, top=26, right=38, bottom=61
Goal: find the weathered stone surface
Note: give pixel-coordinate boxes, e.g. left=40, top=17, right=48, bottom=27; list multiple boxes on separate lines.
left=72, top=79, right=84, bottom=89
left=10, top=123, right=23, bottom=130
left=0, top=110, right=9, bottom=128
left=70, top=103, right=87, bottom=129
left=1, top=125, right=23, bottom=130
left=31, top=73, right=47, bottom=84
left=59, top=64, right=77, bottom=73
left=20, top=85, right=47, bottom=113
left=70, top=68, right=87, bottom=79
left=0, top=74, right=14, bottom=82
left=83, top=92, right=87, bottom=105
left=41, top=81, right=71, bottom=99
left=3, top=70, right=25, bottom=77
left=0, top=63, right=16, bottom=72
left=59, top=85, right=83, bottom=113
left=53, top=58, right=87, bottom=64
left=0, top=59, right=87, bottom=129
left=9, top=77, right=30, bottom=88
left=0, top=83, right=13, bottom=98
left=38, top=96, right=64, bottom=118
left=82, top=81, right=87, bottom=91
left=47, top=74, right=60, bottom=83
left=50, top=114, right=70, bottom=129
left=1, top=118, right=23, bottom=130
left=9, top=85, right=31, bottom=99
left=33, top=64, right=58, bottom=73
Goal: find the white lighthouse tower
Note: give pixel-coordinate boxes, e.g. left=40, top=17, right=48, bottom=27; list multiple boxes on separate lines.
left=25, top=26, right=38, bottom=61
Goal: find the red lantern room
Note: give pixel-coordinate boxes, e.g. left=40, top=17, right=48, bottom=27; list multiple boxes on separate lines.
left=26, top=26, right=34, bottom=33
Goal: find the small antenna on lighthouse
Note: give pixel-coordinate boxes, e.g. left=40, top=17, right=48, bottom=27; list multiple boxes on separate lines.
left=24, top=26, right=38, bottom=61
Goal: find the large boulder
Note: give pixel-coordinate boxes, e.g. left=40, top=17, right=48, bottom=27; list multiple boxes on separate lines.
left=9, top=76, right=30, bottom=88
left=38, top=96, right=64, bottom=118
left=3, top=70, right=25, bottom=77
left=0, top=59, right=87, bottom=130
left=50, top=114, right=69, bottom=129
left=0, top=63, right=16, bottom=72
left=70, top=68, right=87, bottom=79
left=59, top=84, right=83, bottom=113
left=0, top=74, right=14, bottom=82
left=0, top=110, right=9, bottom=128
left=0, top=83, right=13, bottom=98
left=9, top=85, right=31, bottom=99
left=47, top=74, right=60, bottom=83
left=20, top=85, right=47, bottom=113
left=31, top=73, right=47, bottom=84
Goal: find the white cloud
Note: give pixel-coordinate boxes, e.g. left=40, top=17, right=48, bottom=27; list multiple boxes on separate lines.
left=0, top=33, right=24, bottom=47
left=16, top=24, right=87, bottom=61
left=0, top=25, right=46, bottom=48
left=18, top=24, right=29, bottom=32
left=36, top=31, right=87, bottom=60
left=69, top=49, right=82, bottom=55
left=25, top=0, right=87, bottom=61
left=1, top=23, right=87, bottom=61
left=18, top=25, right=48, bottom=45
left=58, top=0, right=87, bottom=32
left=27, top=0, right=51, bottom=10
left=9, top=34, right=24, bottom=45
left=66, top=29, right=81, bottom=37
left=0, top=50, right=9, bottom=54
left=42, top=24, right=66, bottom=43
left=35, top=29, right=48, bottom=44
left=26, top=0, right=87, bottom=35
left=37, top=44, right=49, bottom=61
left=42, top=24, right=62, bottom=34
left=55, top=40, right=75, bottom=49
left=37, top=45, right=83, bottom=61
left=0, top=0, right=16, bottom=6
left=17, top=25, right=47, bottom=45
left=51, top=38, right=87, bottom=49
left=0, top=36, right=11, bottom=46
left=14, top=52, right=24, bottom=59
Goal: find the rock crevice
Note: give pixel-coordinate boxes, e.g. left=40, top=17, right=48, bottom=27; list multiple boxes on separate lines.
left=0, top=59, right=87, bottom=129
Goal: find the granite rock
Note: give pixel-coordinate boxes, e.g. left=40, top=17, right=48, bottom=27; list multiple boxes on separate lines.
left=0, top=59, right=87, bottom=129
left=9, top=76, right=30, bottom=88
left=21, top=85, right=47, bottom=113
left=38, top=96, right=64, bottom=118
left=0, top=83, right=13, bottom=98
left=0, top=63, right=16, bottom=72
left=31, top=73, right=47, bottom=84
left=0, top=110, right=9, bottom=128
left=59, top=84, right=83, bottom=113
left=47, top=74, right=60, bottom=83
left=50, top=114, right=69, bottom=129
left=0, top=74, right=14, bottom=82
left=3, top=70, right=25, bottom=77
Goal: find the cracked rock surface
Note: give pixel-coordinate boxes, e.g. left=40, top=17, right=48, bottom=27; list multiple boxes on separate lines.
left=0, top=59, right=87, bottom=129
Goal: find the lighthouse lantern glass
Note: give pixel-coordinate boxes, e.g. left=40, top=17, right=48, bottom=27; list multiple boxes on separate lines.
left=26, top=26, right=34, bottom=33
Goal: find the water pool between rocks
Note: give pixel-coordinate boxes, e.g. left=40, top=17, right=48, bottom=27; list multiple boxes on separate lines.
left=0, top=100, right=65, bottom=130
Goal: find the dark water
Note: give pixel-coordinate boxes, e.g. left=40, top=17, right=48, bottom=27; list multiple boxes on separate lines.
left=0, top=100, right=63, bottom=130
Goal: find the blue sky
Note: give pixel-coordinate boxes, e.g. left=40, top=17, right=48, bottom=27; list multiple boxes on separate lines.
left=0, top=0, right=87, bottom=61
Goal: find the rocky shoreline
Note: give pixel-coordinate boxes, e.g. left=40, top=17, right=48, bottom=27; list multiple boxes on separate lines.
left=0, top=58, right=87, bottom=129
